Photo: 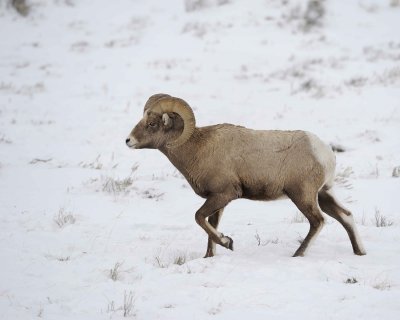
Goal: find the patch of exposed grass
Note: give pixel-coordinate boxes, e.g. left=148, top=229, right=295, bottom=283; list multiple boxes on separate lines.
left=291, top=212, right=307, bottom=223
left=54, top=208, right=76, bottom=228
left=109, top=262, right=123, bottom=281
left=173, top=253, right=187, bottom=266
left=255, top=230, right=279, bottom=246
left=154, top=255, right=168, bottom=269
left=123, top=291, right=135, bottom=317
left=106, top=291, right=135, bottom=317
left=344, top=277, right=358, bottom=284
left=374, top=208, right=394, bottom=227
left=335, top=166, right=354, bottom=189
left=102, top=176, right=134, bottom=194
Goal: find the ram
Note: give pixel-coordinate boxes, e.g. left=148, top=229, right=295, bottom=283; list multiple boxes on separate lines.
left=126, top=94, right=366, bottom=258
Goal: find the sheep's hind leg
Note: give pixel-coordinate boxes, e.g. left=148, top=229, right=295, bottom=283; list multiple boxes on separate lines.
left=204, top=208, right=224, bottom=258
left=287, top=190, right=325, bottom=257
left=318, top=189, right=366, bottom=255
left=195, top=195, right=234, bottom=255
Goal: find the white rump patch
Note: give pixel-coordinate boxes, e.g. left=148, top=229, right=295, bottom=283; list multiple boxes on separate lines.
left=305, top=132, right=336, bottom=186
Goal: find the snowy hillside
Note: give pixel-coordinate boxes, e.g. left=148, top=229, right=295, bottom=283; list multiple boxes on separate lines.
left=0, top=0, right=399, bottom=319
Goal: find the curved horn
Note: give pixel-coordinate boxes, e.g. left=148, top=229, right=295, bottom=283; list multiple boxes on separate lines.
left=143, top=93, right=171, bottom=115
left=150, top=96, right=196, bottom=148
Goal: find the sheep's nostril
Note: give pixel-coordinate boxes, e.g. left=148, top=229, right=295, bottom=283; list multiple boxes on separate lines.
left=125, top=138, right=130, bottom=144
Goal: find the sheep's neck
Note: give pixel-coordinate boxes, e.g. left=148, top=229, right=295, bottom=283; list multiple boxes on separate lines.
left=159, top=129, right=203, bottom=190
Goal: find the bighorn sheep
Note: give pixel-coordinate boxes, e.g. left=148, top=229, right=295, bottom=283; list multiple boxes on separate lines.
left=126, top=94, right=366, bottom=258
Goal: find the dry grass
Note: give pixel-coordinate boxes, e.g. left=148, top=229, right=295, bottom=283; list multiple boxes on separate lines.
left=373, top=279, right=391, bottom=291
left=173, top=253, right=187, bottom=266
left=106, top=291, right=135, bottom=317
left=184, top=0, right=230, bottom=12
left=109, top=262, right=123, bottom=281
left=335, top=166, right=354, bottom=189
left=54, top=208, right=76, bottom=228
left=374, top=208, right=394, bottom=227
left=344, top=277, right=358, bottom=284
left=139, top=188, right=164, bottom=201
left=102, top=176, right=134, bottom=194
left=0, top=134, right=12, bottom=144
left=123, top=291, right=135, bottom=317
left=79, top=154, right=103, bottom=170
left=302, top=0, right=325, bottom=32
left=291, top=212, right=308, bottom=223
left=255, top=231, right=280, bottom=246
left=392, top=166, right=400, bottom=177
left=154, top=255, right=168, bottom=268
left=280, top=0, right=325, bottom=33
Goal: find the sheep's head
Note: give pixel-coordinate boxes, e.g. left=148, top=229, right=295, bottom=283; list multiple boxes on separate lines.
left=126, top=94, right=196, bottom=150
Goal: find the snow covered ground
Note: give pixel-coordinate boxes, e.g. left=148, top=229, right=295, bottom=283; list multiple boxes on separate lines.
left=0, top=0, right=399, bottom=319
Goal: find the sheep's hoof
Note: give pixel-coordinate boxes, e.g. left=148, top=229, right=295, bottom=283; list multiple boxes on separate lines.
left=292, top=250, right=305, bottom=257
left=223, top=236, right=234, bottom=251
left=354, top=250, right=366, bottom=256
left=203, top=250, right=215, bottom=258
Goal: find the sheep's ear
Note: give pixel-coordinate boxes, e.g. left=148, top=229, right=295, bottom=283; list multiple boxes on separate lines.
left=162, top=113, right=173, bottom=128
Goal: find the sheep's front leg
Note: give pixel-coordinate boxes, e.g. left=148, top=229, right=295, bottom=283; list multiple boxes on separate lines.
left=204, top=208, right=224, bottom=258
left=195, top=195, right=233, bottom=254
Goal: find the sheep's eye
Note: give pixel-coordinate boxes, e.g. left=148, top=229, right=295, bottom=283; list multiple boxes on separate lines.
left=148, top=122, right=156, bottom=127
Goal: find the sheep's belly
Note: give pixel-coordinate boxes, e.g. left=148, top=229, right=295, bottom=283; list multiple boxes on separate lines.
left=241, top=183, right=286, bottom=201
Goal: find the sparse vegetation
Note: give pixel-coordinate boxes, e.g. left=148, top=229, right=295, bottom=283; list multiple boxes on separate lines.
left=98, top=163, right=138, bottom=196
left=0, top=134, right=12, bottom=144
left=335, top=166, right=354, bottom=189
left=106, top=291, right=135, bottom=317
left=54, top=208, right=76, bottom=228
left=255, top=231, right=279, bottom=246
left=392, top=166, right=400, bottom=177
left=0, top=81, right=45, bottom=97
left=11, top=0, right=30, bottom=16
left=57, top=256, right=70, bottom=262
left=184, top=0, right=229, bottom=12
left=102, top=176, right=134, bottom=194
left=281, top=0, right=325, bottom=33
left=123, top=291, right=135, bottom=317
left=374, top=208, right=394, bottom=227
left=44, top=254, right=71, bottom=262
left=330, top=143, right=346, bottom=153
left=37, top=305, right=44, bottom=318
left=391, top=0, right=400, bottom=7
left=346, top=76, right=368, bottom=87
left=29, top=158, right=52, bottom=164
left=152, top=251, right=192, bottom=268
left=291, top=212, right=307, bottom=223
left=302, top=0, right=325, bottom=32
left=208, top=302, right=222, bottom=315
left=139, top=188, right=164, bottom=201
left=79, top=155, right=103, bottom=170
left=373, top=278, right=391, bottom=291
left=109, top=262, right=123, bottom=281
left=106, top=300, right=116, bottom=313
left=173, top=253, right=187, bottom=266
left=154, top=255, right=168, bottom=268
left=345, top=277, right=358, bottom=284
left=371, top=163, right=380, bottom=178
left=360, top=212, right=367, bottom=226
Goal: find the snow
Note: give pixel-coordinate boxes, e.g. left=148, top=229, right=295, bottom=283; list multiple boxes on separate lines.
left=0, top=0, right=399, bottom=319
